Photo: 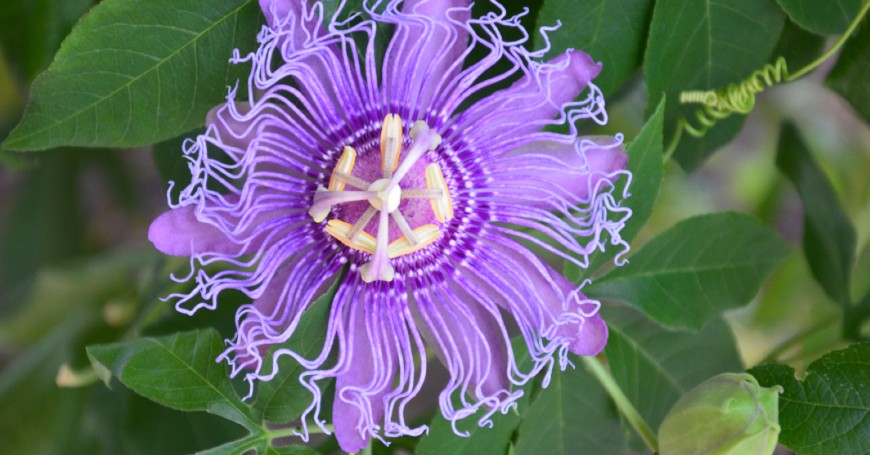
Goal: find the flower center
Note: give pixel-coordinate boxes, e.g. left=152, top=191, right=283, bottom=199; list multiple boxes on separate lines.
left=308, top=114, right=453, bottom=283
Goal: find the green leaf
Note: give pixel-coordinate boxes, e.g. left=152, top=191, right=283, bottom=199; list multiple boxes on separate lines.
left=418, top=408, right=521, bottom=455
left=749, top=343, right=870, bottom=455
left=567, top=97, right=665, bottom=282
left=513, top=359, right=626, bottom=455
left=86, top=329, right=260, bottom=429
left=772, top=19, right=827, bottom=71
left=604, top=305, right=743, bottom=433
left=774, top=0, right=863, bottom=35
left=827, top=22, right=870, bottom=126
left=776, top=123, right=856, bottom=306
left=253, top=285, right=337, bottom=422
left=644, top=0, right=784, bottom=171
left=535, top=0, right=654, bottom=96
left=2, top=0, right=261, bottom=151
left=586, top=212, right=791, bottom=330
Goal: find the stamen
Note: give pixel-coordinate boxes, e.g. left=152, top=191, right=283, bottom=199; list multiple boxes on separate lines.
left=360, top=210, right=395, bottom=283
left=401, top=189, right=444, bottom=199
left=425, top=164, right=454, bottom=223
left=387, top=121, right=441, bottom=192
left=391, top=211, right=418, bottom=246
left=309, top=188, right=377, bottom=222
left=380, top=114, right=402, bottom=178
left=331, top=172, right=371, bottom=190
left=326, top=219, right=377, bottom=254
left=328, top=146, right=356, bottom=191
left=388, top=225, right=441, bottom=258
left=348, top=206, right=377, bottom=241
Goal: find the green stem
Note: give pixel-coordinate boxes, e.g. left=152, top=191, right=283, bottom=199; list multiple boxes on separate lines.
left=787, top=0, right=870, bottom=81
left=267, top=424, right=333, bottom=441
left=582, top=356, right=659, bottom=453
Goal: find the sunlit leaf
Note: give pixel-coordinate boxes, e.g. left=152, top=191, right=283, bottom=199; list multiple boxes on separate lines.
left=2, top=0, right=261, bottom=151
left=749, top=343, right=870, bottom=455
left=586, top=212, right=791, bottom=330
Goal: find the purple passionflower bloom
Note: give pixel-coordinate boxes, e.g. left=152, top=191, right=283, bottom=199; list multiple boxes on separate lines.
left=148, top=0, right=631, bottom=451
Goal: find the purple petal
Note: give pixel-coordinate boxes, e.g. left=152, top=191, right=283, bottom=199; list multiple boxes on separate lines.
left=561, top=313, right=608, bottom=356
left=412, top=277, right=510, bottom=401
left=334, top=297, right=398, bottom=453
left=495, top=136, right=628, bottom=204
left=148, top=206, right=239, bottom=257
left=206, top=102, right=255, bottom=151
left=475, top=238, right=609, bottom=357
left=454, top=50, right=601, bottom=149
left=383, top=0, right=471, bottom=114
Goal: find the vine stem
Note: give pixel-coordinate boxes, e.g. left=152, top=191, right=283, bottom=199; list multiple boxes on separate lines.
left=787, top=0, right=870, bottom=81
left=581, top=356, right=659, bottom=453
left=266, top=424, right=334, bottom=441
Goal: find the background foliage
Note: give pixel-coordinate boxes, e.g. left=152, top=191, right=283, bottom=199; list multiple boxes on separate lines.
left=1, top=0, right=868, bottom=454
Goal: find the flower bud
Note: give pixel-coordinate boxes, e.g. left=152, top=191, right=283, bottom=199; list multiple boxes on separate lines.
left=658, top=373, right=782, bottom=455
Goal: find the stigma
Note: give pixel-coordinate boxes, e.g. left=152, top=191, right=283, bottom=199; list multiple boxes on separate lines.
left=308, top=114, right=452, bottom=283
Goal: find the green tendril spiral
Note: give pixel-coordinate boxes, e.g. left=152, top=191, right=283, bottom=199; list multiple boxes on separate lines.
left=664, top=0, right=870, bottom=159
left=678, top=57, right=788, bottom=137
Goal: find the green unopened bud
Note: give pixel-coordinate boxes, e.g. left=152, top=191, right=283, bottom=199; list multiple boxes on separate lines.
left=658, top=373, right=782, bottom=455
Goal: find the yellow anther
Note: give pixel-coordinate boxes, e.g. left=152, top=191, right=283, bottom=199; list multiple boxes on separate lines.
left=380, top=114, right=402, bottom=174
left=425, top=164, right=454, bottom=223
left=328, top=146, right=357, bottom=191
left=326, top=219, right=376, bottom=254
left=388, top=224, right=441, bottom=258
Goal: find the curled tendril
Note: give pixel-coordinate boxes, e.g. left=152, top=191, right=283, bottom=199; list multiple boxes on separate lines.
left=678, top=57, right=789, bottom=137
left=663, top=0, right=870, bottom=159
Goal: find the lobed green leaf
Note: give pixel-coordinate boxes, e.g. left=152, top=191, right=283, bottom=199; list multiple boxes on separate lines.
left=586, top=212, right=791, bottom=330
left=749, top=343, right=870, bottom=455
